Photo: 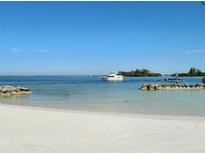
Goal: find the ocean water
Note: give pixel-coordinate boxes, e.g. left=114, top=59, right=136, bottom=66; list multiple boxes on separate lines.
left=0, top=76, right=205, bottom=116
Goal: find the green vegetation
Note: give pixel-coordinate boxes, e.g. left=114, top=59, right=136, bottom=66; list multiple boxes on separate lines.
left=178, top=67, right=205, bottom=76
left=120, top=69, right=161, bottom=77
left=119, top=67, right=205, bottom=77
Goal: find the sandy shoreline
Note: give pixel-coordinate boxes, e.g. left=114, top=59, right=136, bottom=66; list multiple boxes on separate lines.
left=0, top=103, right=205, bottom=152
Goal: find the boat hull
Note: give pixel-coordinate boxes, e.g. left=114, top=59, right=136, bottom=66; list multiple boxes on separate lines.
left=106, top=77, right=123, bottom=81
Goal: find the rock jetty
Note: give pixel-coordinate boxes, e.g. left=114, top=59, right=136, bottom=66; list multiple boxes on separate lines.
left=0, top=85, right=32, bottom=97
left=140, top=83, right=205, bottom=91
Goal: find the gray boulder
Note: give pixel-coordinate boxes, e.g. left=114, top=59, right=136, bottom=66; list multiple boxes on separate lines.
left=0, top=85, right=32, bottom=97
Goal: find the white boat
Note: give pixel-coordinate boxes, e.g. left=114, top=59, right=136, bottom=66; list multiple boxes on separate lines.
left=102, top=72, right=123, bottom=81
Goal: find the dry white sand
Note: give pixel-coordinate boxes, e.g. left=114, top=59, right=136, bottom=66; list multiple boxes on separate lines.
left=0, top=103, right=205, bottom=152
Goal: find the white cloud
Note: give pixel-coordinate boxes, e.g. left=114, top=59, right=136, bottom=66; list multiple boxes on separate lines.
left=9, top=48, right=48, bottom=54
left=184, top=49, right=205, bottom=54
left=36, top=49, right=47, bottom=53
left=10, top=48, right=19, bottom=53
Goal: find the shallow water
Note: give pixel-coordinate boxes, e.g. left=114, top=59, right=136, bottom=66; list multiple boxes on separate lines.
left=0, top=76, right=205, bottom=116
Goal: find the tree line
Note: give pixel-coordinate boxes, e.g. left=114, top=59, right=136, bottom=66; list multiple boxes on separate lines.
left=119, top=67, right=205, bottom=77
left=177, top=67, right=205, bottom=76
left=119, top=69, right=161, bottom=77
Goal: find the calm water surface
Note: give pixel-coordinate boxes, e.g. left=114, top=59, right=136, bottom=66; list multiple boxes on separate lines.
left=0, top=76, right=205, bottom=116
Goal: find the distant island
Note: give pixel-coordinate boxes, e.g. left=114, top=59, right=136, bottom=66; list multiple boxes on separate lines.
left=174, top=67, right=205, bottom=77
left=119, top=69, right=161, bottom=77
left=119, top=67, right=205, bottom=77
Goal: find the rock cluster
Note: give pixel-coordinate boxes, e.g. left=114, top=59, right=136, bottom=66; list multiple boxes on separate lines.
left=0, top=85, right=32, bottom=97
left=140, top=84, right=205, bottom=91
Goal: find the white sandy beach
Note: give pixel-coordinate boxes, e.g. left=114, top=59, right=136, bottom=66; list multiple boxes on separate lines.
left=0, top=103, right=205, bottom=152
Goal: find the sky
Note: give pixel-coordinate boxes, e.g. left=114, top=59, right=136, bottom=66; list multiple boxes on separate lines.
left=0, top=1, right=205, bottom=75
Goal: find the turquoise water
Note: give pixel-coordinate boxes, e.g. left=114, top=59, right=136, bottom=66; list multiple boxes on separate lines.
left=0, top=76, right=205, bottom=116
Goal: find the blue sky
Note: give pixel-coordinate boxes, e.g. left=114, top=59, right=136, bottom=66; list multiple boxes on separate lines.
left=0, top=1, right=205, bottom=75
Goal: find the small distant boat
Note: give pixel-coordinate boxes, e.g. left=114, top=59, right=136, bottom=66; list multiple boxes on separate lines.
left=164, top=73, right=183, bottom=83
left=102, top=72, right=123, bottom=81
left=202, top=77, right=205, bottom=83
